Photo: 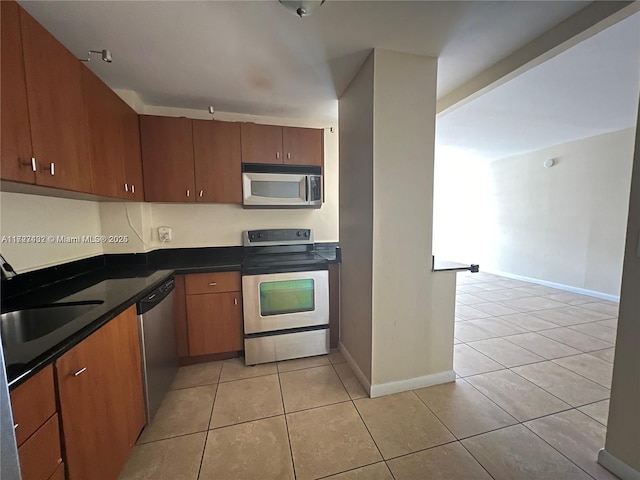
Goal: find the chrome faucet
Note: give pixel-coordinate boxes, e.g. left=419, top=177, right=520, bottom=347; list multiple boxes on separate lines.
left=0, top=253, right=17, bottom=280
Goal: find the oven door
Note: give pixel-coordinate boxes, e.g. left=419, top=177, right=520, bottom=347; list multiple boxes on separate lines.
left=242, top=270, right=329, bottom=334
left=242, top=172, right=307, bottom=207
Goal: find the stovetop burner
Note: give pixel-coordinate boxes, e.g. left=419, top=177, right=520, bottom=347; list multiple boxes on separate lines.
left=241, top=229, right=328, bottom=275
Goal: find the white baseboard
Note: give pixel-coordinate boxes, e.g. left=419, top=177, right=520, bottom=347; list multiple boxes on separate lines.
left=369, top=370, right=455, bottom=398
left=598, top=449, right=640, bottom=480
left=484, top=268, right=620, bottom=302
left=338, top=342, right=372, bottom=397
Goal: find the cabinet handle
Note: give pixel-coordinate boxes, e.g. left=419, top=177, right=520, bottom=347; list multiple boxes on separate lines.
left=208, top=282, right=217, bottom=286
left=276, top=152, right=280, bottom=159
left=287, top=152, right=291, bottom=159
left=131, top=184, right=135, bottom=194
left=72, top=367, right=87, bottom=377
left=234, top=297, right=238, bottom=305
left=199, top=190, right=203, bottom=197
left=186, top=189, right=190, bottom=197
left=124, top=183, right=129, bottom=192
left=42, top=162, right=55, bottom=175
left=13, top=424, right=18, bottom=430
left=21, top=157, right=37, bottom=172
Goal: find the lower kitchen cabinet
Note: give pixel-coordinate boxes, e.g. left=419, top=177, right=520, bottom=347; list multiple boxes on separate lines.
left=187, top=291, right=244, bottom=356
left=183, top=271, right=243, bottom=357
left=9, top=364, right=62, bottom=480
left=56, top=305, right=144, bottom=480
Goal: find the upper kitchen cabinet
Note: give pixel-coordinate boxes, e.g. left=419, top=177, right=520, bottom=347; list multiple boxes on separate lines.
left=240, top=123, right=283, bottom=164
left=193, top=120, right=242, bottom=203
left=19, top=5, right=92, bottom=193
left=240, top=123, right=324, bottom=166
left=140, top=115, right=196, bottom=202
left=1, top=1, right=35, bottom=185
left=83, top=66, right=145, bottom=200
left=120, top=102, right=145, bottom=201
left=283, top=127, right=323, bottom=166
left=82, top=66, right=126, bottom=199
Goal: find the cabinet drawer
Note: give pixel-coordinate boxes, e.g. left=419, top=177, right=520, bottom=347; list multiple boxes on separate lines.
left=10, top=364, right=56, bottom=447
left=185, top=272, right=241, bottom=295
left=18, top=413, right=62, bottom=480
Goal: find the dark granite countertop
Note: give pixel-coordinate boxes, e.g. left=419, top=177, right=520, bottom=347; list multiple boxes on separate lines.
left=1, top=243, right=340, bottom=389
left=432, top=257, right=479, bottom=273
left=3, top=267, right=173, bottom=390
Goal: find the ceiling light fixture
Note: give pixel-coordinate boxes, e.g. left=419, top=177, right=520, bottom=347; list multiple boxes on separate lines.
left=80, top=49, right=112, bottom=63
left=279, top=0, right=325, bottom=18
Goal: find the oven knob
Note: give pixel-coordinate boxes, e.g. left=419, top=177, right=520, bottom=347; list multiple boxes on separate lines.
left=297, top=231, right=302, bottom=237
left=304, top=231, right=309, bottom=237
left=249, top=233, right=255, bottom=240
left=259, top=233, right=264, bottom=239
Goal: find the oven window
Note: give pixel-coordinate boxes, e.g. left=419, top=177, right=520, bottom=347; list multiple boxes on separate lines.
left=260, top=279, right=315, bottom=316
left=251, top=181, right=301, bottom=199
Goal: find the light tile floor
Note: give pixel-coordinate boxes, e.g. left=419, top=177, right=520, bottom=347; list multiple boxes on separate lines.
left=120, top=272, right=618, bottom=480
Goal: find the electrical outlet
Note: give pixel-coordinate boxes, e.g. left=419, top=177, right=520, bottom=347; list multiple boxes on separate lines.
left=158, top=226, right=172, bottom=243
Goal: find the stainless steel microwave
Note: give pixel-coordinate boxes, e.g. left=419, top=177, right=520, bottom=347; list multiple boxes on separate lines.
left=242, top=164, right=322, bottom=209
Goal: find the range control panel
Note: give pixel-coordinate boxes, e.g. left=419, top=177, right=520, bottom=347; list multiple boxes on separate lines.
left=243, top=229, right=313, bottom=246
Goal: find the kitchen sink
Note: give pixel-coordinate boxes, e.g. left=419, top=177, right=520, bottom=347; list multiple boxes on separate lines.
left=0, top=301, right=104, bottom=344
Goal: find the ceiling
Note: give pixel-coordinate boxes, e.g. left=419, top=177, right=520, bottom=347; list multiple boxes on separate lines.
left=436, top=12, right=640, bottom=161
left=19, top=0, right=589, bottom=122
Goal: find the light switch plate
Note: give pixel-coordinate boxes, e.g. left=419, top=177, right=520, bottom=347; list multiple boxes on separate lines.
left=158, top=226, right=172, bottom=243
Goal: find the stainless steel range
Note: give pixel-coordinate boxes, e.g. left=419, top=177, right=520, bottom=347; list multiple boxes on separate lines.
left=242, top=228, right=329, bottom=365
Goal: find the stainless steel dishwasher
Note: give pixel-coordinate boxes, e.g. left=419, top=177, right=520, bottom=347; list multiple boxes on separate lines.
left=137, top=277, right=177, bottom=424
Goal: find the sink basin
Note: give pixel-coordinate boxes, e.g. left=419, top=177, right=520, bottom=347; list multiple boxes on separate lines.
left=1, top=301, right=104, bottom=344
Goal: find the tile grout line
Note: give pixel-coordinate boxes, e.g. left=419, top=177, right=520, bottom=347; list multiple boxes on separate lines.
left=276, top=367, right=298, bottom=480
left=196, top=367, right=222, bottom=480
left=328, top=361, right=389, bottom=475
left=521, top=421, right=601, bottom=480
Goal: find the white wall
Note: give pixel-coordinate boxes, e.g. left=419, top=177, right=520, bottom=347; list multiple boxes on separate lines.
left=434, top=128, right=635, bottom=297
left=338, top=51, right=374, bottom=381
left=0, top=192, right=102, bottom=272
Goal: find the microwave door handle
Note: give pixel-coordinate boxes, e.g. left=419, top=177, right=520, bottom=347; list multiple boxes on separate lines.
left=304, top=176, right=310, bottom=202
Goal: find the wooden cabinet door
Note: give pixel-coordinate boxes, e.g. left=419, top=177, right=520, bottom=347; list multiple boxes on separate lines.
left=174, top=275, right=190, bottom=357
left=140, top=115, right=195, bottom=202
left=1, top=1, right=35, bottom=184
left=193, top=120, right=242, bottom=203
left=121, top=103, right=145, bottom=201
left=56, top=306, right=144, bottom=480
left=82, top=66, right=126, bottom=199
left=187, top=292, right=243, bottom=356
left=20, top=7, right=92, bottom=193
left=240, top=123, right=283, bottom=164
left=283, top=127, right=323, bottom=166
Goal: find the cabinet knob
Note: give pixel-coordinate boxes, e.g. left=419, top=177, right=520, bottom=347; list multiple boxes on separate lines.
left=208, top=282, right=217, bottom=286
left=72, top=367, right=87, bottom=377
left=124, top=183, right=129, bottom=192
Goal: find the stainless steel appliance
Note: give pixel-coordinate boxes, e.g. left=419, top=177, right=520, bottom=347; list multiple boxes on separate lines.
left=242, top=164, right=322, bottom=208
left=137, top=278, right=177, bottom=423
left=242, top=229, right=329, bottom=365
